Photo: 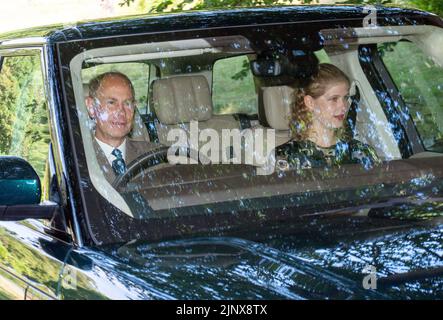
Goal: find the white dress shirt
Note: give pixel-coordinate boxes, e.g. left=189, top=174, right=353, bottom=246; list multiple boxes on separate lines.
left=95, top=137, right=127, bottom=165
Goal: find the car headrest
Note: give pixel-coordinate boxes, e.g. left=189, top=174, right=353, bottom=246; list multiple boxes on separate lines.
left=152, top=75, right=212, bottom=125
left=262, top=86, right=294, bottom=130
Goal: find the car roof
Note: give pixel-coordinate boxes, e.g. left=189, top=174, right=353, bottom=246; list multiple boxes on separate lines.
left=0, top=5, right=439, bottom=46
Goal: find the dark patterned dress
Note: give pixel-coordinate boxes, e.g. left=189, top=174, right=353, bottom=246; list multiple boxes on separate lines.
left=275, top=139, right=380, bottom=172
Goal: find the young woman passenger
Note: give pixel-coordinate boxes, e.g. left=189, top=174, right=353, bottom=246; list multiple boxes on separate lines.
left=277, top=63, right=380, bottom=171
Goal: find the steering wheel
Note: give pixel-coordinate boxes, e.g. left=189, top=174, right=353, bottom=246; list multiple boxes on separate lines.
left=111, top=145, right=209, bottom=190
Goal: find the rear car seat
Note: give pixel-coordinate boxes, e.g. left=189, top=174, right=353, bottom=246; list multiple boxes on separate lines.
left=261, top=85, right=294, bottom=146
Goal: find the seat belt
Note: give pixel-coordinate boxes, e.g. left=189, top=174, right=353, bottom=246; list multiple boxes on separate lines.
left=142, top=112, right=160, bottom=143
left=233, top=114, right=252, bottom=130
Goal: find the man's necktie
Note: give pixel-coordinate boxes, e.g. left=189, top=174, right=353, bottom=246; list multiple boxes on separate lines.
left=111, top=148, right=126, bottom=175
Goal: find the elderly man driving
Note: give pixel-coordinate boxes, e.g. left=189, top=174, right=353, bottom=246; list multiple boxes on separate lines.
left=85, top=72, right=156, bottom=184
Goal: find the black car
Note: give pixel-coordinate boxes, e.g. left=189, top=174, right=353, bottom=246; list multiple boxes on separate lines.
left=0, top=4, right=442, bottom=300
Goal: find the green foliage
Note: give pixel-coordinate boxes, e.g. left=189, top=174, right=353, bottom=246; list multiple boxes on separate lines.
left=231, top=59, right=251, bottom=81
left=119, top=0, right=443, bottom=16
left=212, top=55, right=257, bottom=114
left=0, top=56, right=49, bottom=179
left=0, top=227, right=108, bottom=300
left=342, top=0, right=443, bottom=16
left=0, top=242, right=7, bottom=259
left=408, top=0, right=443, bottom=16
left=120, top=0, right=306, bottom=13
left=0, top=228, right=60, bottom=293
left=340, top=0, right=394, bottom=5
left=0, top=59, right=19, bottom=154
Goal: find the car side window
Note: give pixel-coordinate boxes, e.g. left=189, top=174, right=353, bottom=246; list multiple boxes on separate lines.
left=0, top=55, right=50, bottom=180
left=212, top=55, right=258, bottom=115
left=378, top=41, right=443, bottom=153
left=314, top=49, right=331, bottom=64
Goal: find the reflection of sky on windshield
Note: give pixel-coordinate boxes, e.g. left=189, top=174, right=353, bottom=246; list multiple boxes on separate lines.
left=76, top=248, right=176, bottom=299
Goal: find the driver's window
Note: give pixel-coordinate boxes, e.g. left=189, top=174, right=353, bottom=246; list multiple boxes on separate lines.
left=0, top=55, right=49, bottom=181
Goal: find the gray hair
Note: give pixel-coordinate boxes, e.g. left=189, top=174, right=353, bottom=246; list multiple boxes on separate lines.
left=88, top=72, right=135, bottom=99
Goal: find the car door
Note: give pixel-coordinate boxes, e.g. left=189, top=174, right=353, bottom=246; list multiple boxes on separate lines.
left=0, top=220, right=71, bottom=300
left=0, top=49, right=72, bottom=300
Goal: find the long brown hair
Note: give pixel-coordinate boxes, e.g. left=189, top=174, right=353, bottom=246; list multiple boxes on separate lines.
left=290, top=63, right=351, bottom=141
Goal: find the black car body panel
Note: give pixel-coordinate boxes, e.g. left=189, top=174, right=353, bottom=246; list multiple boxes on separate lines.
left=0, top=6, right=441, bottom=44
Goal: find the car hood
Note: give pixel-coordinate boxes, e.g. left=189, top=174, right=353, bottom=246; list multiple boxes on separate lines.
left=93, top=218, right=442, bottom=300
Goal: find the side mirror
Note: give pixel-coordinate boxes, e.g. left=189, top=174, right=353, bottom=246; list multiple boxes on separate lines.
left=0, top=156, right=57, bottom=220
left=0, top=156, right=41, bottom=205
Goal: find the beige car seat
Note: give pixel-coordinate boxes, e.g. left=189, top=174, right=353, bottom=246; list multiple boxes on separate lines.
left=262, top=85, right=294, bottom=146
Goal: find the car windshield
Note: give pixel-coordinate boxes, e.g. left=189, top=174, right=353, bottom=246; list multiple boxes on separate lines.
left=61, top=21, right=443, bottom=245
